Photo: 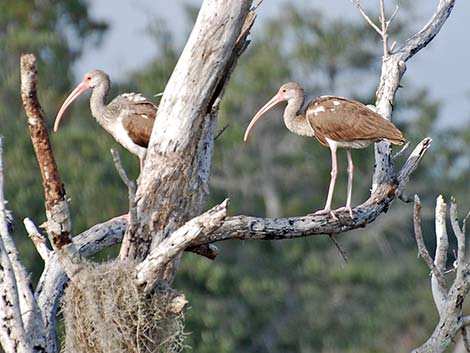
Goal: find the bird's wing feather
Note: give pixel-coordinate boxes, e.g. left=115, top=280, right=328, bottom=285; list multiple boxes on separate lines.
left=109, top=93, right=157, bottom=148
left=306, top=97, right=404, bottom=145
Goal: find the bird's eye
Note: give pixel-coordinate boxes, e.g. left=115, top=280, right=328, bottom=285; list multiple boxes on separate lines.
left=86, top=76, right=91, bottom=81
left=282, top=89, right=286, bottom=93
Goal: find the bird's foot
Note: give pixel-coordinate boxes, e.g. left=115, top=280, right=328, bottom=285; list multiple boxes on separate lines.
left=313, top=208, right=338, bottom=220
left=335, top=206, right=354, bottom=218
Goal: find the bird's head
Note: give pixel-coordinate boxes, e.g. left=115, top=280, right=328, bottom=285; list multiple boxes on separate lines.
left=54, top=70, right=109, bottom=132
left=84, top=70, right=110, bottom=89
left=243, top=82, right=304, bottom=142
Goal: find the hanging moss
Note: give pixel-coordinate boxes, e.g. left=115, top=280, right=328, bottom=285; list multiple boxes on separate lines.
left=61, top=260, right=188, bottom=353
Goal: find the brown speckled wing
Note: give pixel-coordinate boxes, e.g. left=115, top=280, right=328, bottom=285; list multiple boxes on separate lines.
left=110, top=93, right=157, bottom=148
left=305, top=97, right=404, bottom=146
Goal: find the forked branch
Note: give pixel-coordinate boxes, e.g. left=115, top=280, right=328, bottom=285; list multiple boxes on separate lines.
left=412, top=196, right=470, bottom=353
left=352, top=0, right=399, bottom=58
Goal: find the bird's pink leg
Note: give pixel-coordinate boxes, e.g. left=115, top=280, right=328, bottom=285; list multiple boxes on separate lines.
left=344, top=149, right=354, bottom=217
left=335, top=149, right=354, bottom=218
left=315, top=145, right=338, bottom=219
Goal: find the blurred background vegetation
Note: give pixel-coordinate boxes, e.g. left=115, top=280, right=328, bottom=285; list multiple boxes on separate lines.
left=0, top=1, right=469, bottom=352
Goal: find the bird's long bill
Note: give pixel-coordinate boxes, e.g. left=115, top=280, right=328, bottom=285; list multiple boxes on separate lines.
left=54, top=81, right=90, bottom=132
left=243, top=93, right=284, bottom=142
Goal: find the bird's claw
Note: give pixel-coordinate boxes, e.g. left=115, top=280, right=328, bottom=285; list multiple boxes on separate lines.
left=335, top=206, right=354, bottom=218
left=313, top=208, right=338, bottom=220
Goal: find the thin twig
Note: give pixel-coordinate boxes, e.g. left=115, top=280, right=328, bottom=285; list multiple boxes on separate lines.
left=328, top=235, right=348, bottom=262
left=352, top=0, right=399, bottom=59
left=413, top=195, right=447, bottom=290
left=450, top=197, right=466, bottom=272
left=214, top=124, right=229, bottom=141
left=388, top=5, right=400, bottom=26
left=379, top=0, right=388, bottom=57
left=463, top=211, right=470, bottom=236
left=392, top=141, right=410, bottom=161
left=252, top=0, right=263, bottom=11
left=352, top=0, right=382, bottom=35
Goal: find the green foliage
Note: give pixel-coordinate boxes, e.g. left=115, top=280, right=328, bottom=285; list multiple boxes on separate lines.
left=0, top=0, right=108, bottom=282
left=1, top=1, right=468, bottom=353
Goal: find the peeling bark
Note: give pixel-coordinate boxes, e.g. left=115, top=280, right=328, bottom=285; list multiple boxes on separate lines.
left=20, top=54, right=83, bottom=281
left=120, top=0, right=256, bottom=264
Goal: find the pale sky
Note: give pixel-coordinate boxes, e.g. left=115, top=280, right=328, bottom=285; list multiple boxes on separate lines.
left=75, top=0, right=470, bottom=128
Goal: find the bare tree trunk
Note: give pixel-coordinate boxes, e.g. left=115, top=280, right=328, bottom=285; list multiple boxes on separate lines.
left=119, top=0, right=255, bottom=269
left=0, top=1, right=460, bottom=353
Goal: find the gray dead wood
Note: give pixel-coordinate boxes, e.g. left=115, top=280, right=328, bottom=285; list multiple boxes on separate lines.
left=0, top=138, right=37, bottom=353
left=119, top=0, right=256, bottom=269
left=413, top=197, right=470, bottom=353
left=34, top=218, right=126, bottom=353
left=352, top=0, right=455, bottom=190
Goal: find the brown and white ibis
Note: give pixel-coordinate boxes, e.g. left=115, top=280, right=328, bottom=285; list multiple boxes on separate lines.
left=54, top=70, right=157, bottom=169
left=243, top=82, right=405, bottom=218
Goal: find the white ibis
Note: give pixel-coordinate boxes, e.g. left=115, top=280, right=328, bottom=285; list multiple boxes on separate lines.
left=54, top=70, right=157, bottom=169
left=243, top=82, right=405, bottom=218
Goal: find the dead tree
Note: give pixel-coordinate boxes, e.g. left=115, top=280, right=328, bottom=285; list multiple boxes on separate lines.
left=0, top=0, right=458, bottom=352
left=413, top=196, right=470, bottom=353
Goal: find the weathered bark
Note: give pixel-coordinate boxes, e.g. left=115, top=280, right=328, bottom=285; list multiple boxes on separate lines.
left=0, top=1, right=458, bottom=353
left=354, top=0, right=456, bottom=190
left=120, top=0, right=255, bottom=264
left=413, top=196, right=470, bottom=353
left=20, top=54, right=83, bottom=281
left=137, top=200, right=228, bottom=292
left=0, top=139, right=35, bottom=353
left=33, top=219, right=126, bottom=353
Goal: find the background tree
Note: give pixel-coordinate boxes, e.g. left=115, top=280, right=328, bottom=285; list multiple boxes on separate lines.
left=0, top=0, right=467, bottom=353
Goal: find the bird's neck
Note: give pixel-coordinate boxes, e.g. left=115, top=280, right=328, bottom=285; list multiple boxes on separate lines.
left=284, top=94, right=314, bottom=137
left=90, top=81, right=110, bottom=124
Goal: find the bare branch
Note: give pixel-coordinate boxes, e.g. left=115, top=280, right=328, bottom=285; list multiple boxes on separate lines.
left=450, top=197, right=466, bottom=274
left=413, top=195, right=447, bottom=291
left=120, top=1, right=256, bottom=263
left=20, top=54, right=83, bottom=280
left=370, top=0, right=454, bottom=191
left=24, top=218, right=51, bottom=262
left=193, top=139, right=430, bottom=245
left=399, top=0, right=455, bottom=62
left=464, top=211, right=470, bottom=237
left=392, top=141, right=410, bottom=161
left=137, top=199, right=228, bottom=292
left=352, top=0, right=382, bottom=35
left=413, top=197, right=470, bottom=353
left=187, top=243, right=219, bottom=260
left=434, top=195, right=449, bottom=274
left=388, top=5, right=400, bottom=27
left=396, top=137, right=432, bottom=199
left=379, top=0, right=389, bottom=58
left=0, top=139, right=47, bottom=352
left=0, top=139, right=32, bottom=353
left=0, top=242, right=30, bottom=353
left=36, top=217, right=127, bottom=353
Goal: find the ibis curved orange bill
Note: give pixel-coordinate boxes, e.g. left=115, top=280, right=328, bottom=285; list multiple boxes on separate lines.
left=54, top=79, right=90, bottom=132
left=243, top=90, right=286, bottom=142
